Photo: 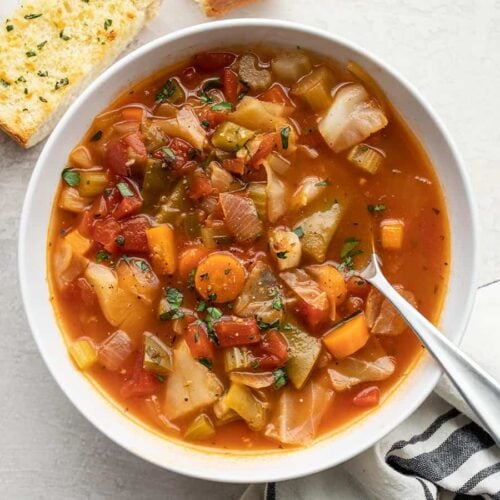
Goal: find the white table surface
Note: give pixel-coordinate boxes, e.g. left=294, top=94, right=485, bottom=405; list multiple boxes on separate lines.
left=1, top=1, right=499, bottom=498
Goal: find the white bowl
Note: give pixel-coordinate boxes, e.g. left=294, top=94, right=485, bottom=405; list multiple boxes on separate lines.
left=18, top=19, right=478, bottom=483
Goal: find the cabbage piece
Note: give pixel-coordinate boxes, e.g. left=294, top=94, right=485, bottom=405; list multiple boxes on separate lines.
left=98, top=330, right=133, bottom=371
left=234, top=261, right=284, bottom=325
left=230, top=96, right=288, bottom=131
left=265, top=164, right=287, bottom=223
left=53, top=240, right=88, bottom=290
left=225, top=383, right=268, bottom=431
left=280, top=269, right=329, bottom=313
left=281, top=323, right=321, bottom=389
left=291, top=176, right=326, bottom=211
left=229, top=371, right=275, bottom=389
left=318, top=83, right=388, bottom=153
left=327, top=337, right=395, bottom=391
left=219, top=192, right=263, bottom=243
left=84, top=259, right=160, bottom=335
left=164, top=341, right=224, bottom=420
left=266, top=377, right=334, bottom=445
left=365, top=285, right=417, bottom=336
left=294, top=200, right=343, bottom=262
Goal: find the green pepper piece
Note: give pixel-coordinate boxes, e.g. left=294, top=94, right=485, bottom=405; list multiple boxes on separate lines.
left=211, top=121, right=255, bottom=152
left=156, top=78, right=185, bottom=105
left=141, top=159, right=173, bottom=211
left=155, top=179, right=192, bottom=224
left=143, top=332, right=173, bottom=375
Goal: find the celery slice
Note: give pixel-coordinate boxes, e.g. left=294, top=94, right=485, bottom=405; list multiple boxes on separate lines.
left=347, top=144, right=384, bottom=174
left=183, top=413, right=215, bottom=441
left=69, top=338, right=97, bottom=370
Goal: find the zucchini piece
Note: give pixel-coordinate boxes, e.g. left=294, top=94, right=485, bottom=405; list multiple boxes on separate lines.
left=347, top=144, right=384, bottom=174
left=142, top=159, right=173, bottom=210
left=183, top=413, right=215, bottom=441
left=78, top=171, right=109, bottom=198
left=211, top=121, right=254, bottom=152
left=155, top=179, right=191, bottom=224
left=143, top=332, right=173, bottom=375
left=225, top=383, right=267, bottom=431
left=69, top=338, right=97, bottom=370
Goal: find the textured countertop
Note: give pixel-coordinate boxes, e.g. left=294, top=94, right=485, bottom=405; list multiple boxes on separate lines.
left=1, top=1, right=499, bottom=498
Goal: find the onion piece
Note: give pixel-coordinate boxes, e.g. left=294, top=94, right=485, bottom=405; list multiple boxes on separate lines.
left=318, top=83, right=388, bottom=153
left=209, top=161, right=234, bottom=193
left=53, top=241, right=88, bottom=290
left=230, top=371, right=275, bottom=389
left=280, top=268, right=329, bottom=312
left=265, top=164, right=287, bottom=223
left=98, top=330, right=133, bottom=371
left=291, top=175, right=326, bottom=211
left=219, top=192, right=263, bottom=243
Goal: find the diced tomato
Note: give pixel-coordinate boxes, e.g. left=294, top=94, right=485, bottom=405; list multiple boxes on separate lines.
left=77, top=277, right=96, bottom=307
left=185, top=321, right=215, bottom=361
left=92, top=217, right=121, bottom=253
left=259, top=84, right=292, bottom=106
left=105, top=139, right=129, bottom=176
left=222, top=158, right=245, bottom=175
left=296, top=299, right=330, bottom=332
left=121, top=107, right=143, bottom=122
left=189, top=170, right=214, bottom=200
left=352, top=386, right=380, bottom=407
left=120, top=352, right=160, bottom=399
left=250, top=133, right=277, bottom=169
left=113, top=194, right=142, bottom=220
left=222, top=67, right=239, bottom=104
left=120, top=216, right=150, bottom=252
left=124, top=132, right=147, bottom=165
left=154, top=137, right=197, bottom=176
left=346, top=276, right=370, bottom=299
left=193, top=52, right=236, bottom=72
left=214, top=317, right=261, bottom=347
left=198, top=108, right=229, bottom=129
left=257, top=330, right=289, bottom=369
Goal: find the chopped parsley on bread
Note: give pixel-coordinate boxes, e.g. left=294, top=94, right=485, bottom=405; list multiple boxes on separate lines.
left=0, top=0, right=159, bottom=148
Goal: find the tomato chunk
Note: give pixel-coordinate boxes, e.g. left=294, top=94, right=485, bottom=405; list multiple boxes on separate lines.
left=296, top=299, right=330, bottom=332
left=113, top=194, right=142, bottom=220
left=120, top=216, right=150, bottom=252
left=346, top=276, right=370, bottom=299
left=121, top=352, right=160, bottom=398
left=352, top=386, right=380, bottom=407
left=250, top=133, right=277, bottom=169
left=222, top=158, right=245, bottom=175
left=222, top=67, right=239, bottom=104
left=92, top=217, right=121, bottom=253
left=189, top=170, right=214, bottom=200
left=123, top=132, right=147, bottom=165
left=259, top=84, right=292, bottom=106
left=257, top=330, right=289, bottom=369
left=185, top=321, right=215, bottom=362
left=214, top=317, right=261, bottom=347
left=193, top=52, right=236, bottom=71
left=105, top=139, right=129, bottom=176
left=198, top=108, right=229, bottom=129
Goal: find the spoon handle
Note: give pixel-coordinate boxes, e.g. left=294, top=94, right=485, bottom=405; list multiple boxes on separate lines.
left=367, top=270, right=500, bottom=445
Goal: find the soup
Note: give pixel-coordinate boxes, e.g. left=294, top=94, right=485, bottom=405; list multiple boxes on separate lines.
left=47, top=47, right=449, bottom=450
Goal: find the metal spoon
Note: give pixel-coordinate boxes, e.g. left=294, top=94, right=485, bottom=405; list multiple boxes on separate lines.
left=360, top=252, right=500, bottom=444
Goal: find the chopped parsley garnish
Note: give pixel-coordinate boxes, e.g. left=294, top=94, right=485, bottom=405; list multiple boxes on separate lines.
left=204, top=307, right=223, bottom=345
left=117, top=182, right=133, bottom=197
left=115, top=235, right=125, bottom=246
left=90, top=130, right=103, bottom=142
left=211, top=101, right=233, bottom=112
left=224, top=268, right=231, bottom=275
left=59, top=30, right=71, bottom=41
left=104, top=19, right=112, bottom=30
left=276, top=251, right=288, bottom=259
left=16, top=76, right=26, bottom=83
left=208, top=292, right=218, bottom=302
left=39, top=96, right=47, bottom=103
left=0, top=79, right=10, bottom=87
left=256, top=318, right=280, bottom=330
left=37, top=40, right=47, bottom=50
left=198, top=358, right=213, bottom=370
left=280, top=126, right=291, bottom=150
left=155, top=79, right=176, bottom=103
left=196, top=300, right=207, bottom=312
left=24, top=13, right=42, bottom=19
left=206, top=307, right=223, bottom=320
left=54, top=78, right=69, bottom=90
left=161, top=147, right=176, bottom=161
left=271, top=292, right=283, bottom=311
left=61, top=168, right=80, bottom=186
left=96, top=250, right=110, bottom=262
left=187, top=268, right=196, bottom=289
left=26, top=51, right=37, bottom=58
left=315, top=179, right=331, bottom=187
left=201, top=119, right=210, bottom=129
left=166, top=287, right=183, bottom=308
left=37, top=70, right=48, bottom=77
left=367, top=203, right=386, bottom=213
left=198, top=91, right=213, bottom=104
left=199, top=272, right=209, bottom=280
left=135, top=259, right=151, bottom=273
left=273, top=368, right=288, bottom=389
left=293, top=226, right=304, bottom=238
left=203, top=78, right=222, bottom=91
left=339, top=237, right=363, bottom=271
left=6, top=25, right=13, bottom=32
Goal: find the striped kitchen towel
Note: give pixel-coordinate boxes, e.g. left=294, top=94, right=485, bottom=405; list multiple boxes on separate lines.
left=241, top=393, right=500, bottom=500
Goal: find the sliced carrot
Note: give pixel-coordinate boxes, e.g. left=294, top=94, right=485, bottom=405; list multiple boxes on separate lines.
left=322, top=311, right=370, bottom=359
left=121, top=107, right=143, bottom=122
left=259, top=84, right=292, bottom=106
left=380, top=218, right=404, bottom=250
left=146, top=225, right=176, bottom=275
left=352, top=386, right=380, bottom=407
left=194, top=252, right=246, bottom=303
left=178, top=246, right=210, bottom=282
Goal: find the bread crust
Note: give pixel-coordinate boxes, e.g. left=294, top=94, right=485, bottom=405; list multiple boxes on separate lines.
left=196, top=0, right=259, bottom=17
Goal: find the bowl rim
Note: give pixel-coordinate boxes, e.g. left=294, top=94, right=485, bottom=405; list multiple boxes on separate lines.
left=18, top=18, right=479, bottom=484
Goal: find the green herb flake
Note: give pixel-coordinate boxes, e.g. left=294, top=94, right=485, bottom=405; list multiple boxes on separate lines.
left=315, top=179, right=331, bottom=187
left=198, top=91, right=213, bottom=104
left=37, top=70, right=48, bottom=77
left=196, top=300, right=207, bottom=312
left=161, top=147, right=176, bottom=161
left=201, top=119, right=210, bottom=129
left=293, top=226, right=304, bottom=238
left=339, top=237, right=363, bottom=271
left=115, top=235, right=125, bottom=246
left=16, top=76, right=26, bottom=83
left=203, top=78, right=222, bottom=91
left=24, top=13, right=42, bottom=20
left=200, top=272, right=209, bottom=280
left=208, top=292, right=217, bottom=302
left=61, top=168, right=80, bottom=187
left=280, top=126, right=291, bottom=150
left=37, top=40, right=47, bottom=50
left=156, top=374, right=166, bottom=383
left=90, top=130, right=103, bottom=142
left=6, top=25, right=14, bottom=32
left=211, top=101, right=233, bottom=112
left=273, top=368, right=288, bottom=389
left=198, top=358, right=213, bottom=370
left=272, top=294, right=283, bottom=311
left=26, top=51, right=37, bottom=58
left=256, top=318, right=280, bottom=330
left=96, top=250, right=110, bottom=262
left=206, top=307, right=223, bottom=320
left=59, top=30, right=71, bottom=41
left=166, top=287, right=183, bottom=308
left=367, top=203, right=386, bottom=213
left=224, top=268, right=231, bottom=275
left=39, top=96, right=47, bottom=103
left=276, top=251, right=288, bottom=259
left=155, top=79, right=176, bottom=103
left=0, top=79, right=10, bottom=88
left=135, top=260, right=151, bottom=273
left=187, top=268, right=196, bottom=290
left=104, top=19, right=112, bottom=30
left=117, top=182, right=134, bottom=197
left=54, top=77, right=69, bottom=90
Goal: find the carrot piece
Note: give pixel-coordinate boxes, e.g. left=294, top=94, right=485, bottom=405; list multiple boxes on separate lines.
left=250, top=133, right=277, bottom=169
left=352, top=386, right=380, bottom=407
left=307, top=264, right=347, bottom=319
left=121, top=107, right=143, bottom=122
left=146, top=225, right=177, bottom=275
left=322, top=312, right=370, bottom=359
left=214, top=317, right=261, bottom=347
left=222, top=68, right=239, bottom=104
left=178, top=246, right=210, bottom=281
left=380, top=219, right=404, bottom=250
left=194, top=252, right=246, bottom=303
left=259, top=84, right=292, bottom=106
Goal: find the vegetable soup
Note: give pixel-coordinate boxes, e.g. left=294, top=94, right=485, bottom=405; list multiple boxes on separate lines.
left=47, top=47, right=449, bottom=450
